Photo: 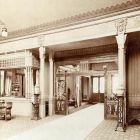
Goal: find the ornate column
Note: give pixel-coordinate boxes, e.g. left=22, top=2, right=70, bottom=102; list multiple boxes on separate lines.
left=31, top=68, right=34, bottom=97
left=35, top=70, right=39, bottom=86
left=103, top=65, right=108, bottom=119
left=29, top=67, right=32, bottom=98
left=115, top=18, right=127, bottom=131
left=49, top=50, right=55, bottom=116
left=24, top=67, right=33, bottom=98
left=76, top=75, right=81, bottom=107
left=88, top=76, right=92, bottom=102
left=24, top=68, right=27, bottom=98
left=39, top=36, right=46, bottom=118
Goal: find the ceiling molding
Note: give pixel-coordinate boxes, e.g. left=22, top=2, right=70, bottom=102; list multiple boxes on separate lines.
left=0, top=0, right=140, bottom=41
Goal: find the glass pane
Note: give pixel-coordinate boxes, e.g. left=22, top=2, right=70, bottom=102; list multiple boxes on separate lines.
left=112, top=74, right=118, bottom=94
left=93, top=77, right=99, bottom=93
left=100, top=77, right=105, bottom=93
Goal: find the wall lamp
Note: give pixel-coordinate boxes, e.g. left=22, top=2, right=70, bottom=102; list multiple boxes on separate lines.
left=0, top=20, right=8, bottom=37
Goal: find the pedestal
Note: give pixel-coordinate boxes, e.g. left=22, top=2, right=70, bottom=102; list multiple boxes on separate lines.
left=31, top=93, right=41, bottom=120
left=31, top=103, right=41, bottom=120
left=115, top=95, right=126, bottom=132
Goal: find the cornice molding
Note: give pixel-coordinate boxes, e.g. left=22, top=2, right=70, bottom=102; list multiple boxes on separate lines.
left=0, top=0, right=140, bottom=41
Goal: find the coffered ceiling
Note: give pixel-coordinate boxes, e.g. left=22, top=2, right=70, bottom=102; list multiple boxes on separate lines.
left=0, top=0, right=129, bottom=32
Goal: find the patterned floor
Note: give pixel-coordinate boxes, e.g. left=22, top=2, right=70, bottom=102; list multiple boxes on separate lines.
left=0, top=115, right=63, bottom=140
left=1, top=104, right=104, bottom=140
left=1, top=104, right=140, bottom=140
left=85, top=120, right=140, bottom=140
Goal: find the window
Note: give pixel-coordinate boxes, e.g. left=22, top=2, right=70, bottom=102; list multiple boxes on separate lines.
left=100, top=77, right=105, bottom=93
left=112, top=74, right=118, bottom=94
left=93, top=77, right=105, bottom=93
left=93, top=77, right=99, bottom=93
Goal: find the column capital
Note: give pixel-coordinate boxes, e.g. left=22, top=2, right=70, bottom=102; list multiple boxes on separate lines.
left=115, top=18, right=127, bottom=35
left=116, top=34, right=127, bottom=49
left=39, top=47, right=46, bottom=59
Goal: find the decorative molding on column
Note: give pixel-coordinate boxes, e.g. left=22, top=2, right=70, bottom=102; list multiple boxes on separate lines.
left=116, top=34, right=127, bottom=49
left=24, top=67, right=33, bottom=99
left=49, top=49, right=55, bottom=116
left=115, top=28, right=127, bottom=127
left=115, top=18, right=127, bottom=35
left=39, top=46, right=46, bottom=60
left=39, top=46, right=46, bottom=118
left=115, top=27, right=127, bottom=97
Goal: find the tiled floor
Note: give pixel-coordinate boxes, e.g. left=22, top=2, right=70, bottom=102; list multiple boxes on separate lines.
left=0, top=104, right=104, bottom=140
left=1, top=104, right=140, bottom=140
left=0, top=115, right=63, bottom=140
left=85, top=120, right=140, bottom=140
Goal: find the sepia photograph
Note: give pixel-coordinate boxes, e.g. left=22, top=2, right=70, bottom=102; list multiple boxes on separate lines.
left=0, top=0, right=140, bottom=140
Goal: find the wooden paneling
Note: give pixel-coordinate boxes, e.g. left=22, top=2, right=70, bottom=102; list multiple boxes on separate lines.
left=127, top=41, right=140, bottom=108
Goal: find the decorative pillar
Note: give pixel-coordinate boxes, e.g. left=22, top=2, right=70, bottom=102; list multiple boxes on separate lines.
left=39, top=46, right=46, bottom=118
left=76, top=76, right=81, bottom=107
left=103, top=65, right=108, bottom=119
left=115, top=18, right=127, bottom=131
left=88, top=76, right=92, bottom=101
left=116, top=34, right=127, bottom=91
left=29, top=67, right=32, bottom=98
left=25, top=68, right=27, bottom=98
left=24, top=68, right=27, bottom=98
left=49, top=50, right=55, bottom=116
left=24, top=67, right=33, bottom=98
left=31, top=68, right=34, bottom=97
left=35, top=70, right=39, bottom=86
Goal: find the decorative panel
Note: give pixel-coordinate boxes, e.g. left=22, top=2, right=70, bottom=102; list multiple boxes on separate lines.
left=55, top=79, right=68, bottom=115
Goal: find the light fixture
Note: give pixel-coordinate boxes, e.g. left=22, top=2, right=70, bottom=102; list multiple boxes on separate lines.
left=0, top=20, right=8, bottom=37
left=1, top=27, right=8, bottom=37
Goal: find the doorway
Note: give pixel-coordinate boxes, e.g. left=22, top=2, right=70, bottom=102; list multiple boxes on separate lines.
left=92, top=76, right=105, bottom=103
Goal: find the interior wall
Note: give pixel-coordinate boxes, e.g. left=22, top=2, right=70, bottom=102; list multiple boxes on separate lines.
left=127, top=41, right=140, bottom=108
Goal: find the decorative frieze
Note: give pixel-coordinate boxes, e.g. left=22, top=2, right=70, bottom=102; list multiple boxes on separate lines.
left=0, top=0, right=139, bottom=41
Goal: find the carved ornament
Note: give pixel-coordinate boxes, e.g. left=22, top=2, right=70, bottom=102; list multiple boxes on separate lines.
left=115, top=18, right=127, bottom=34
